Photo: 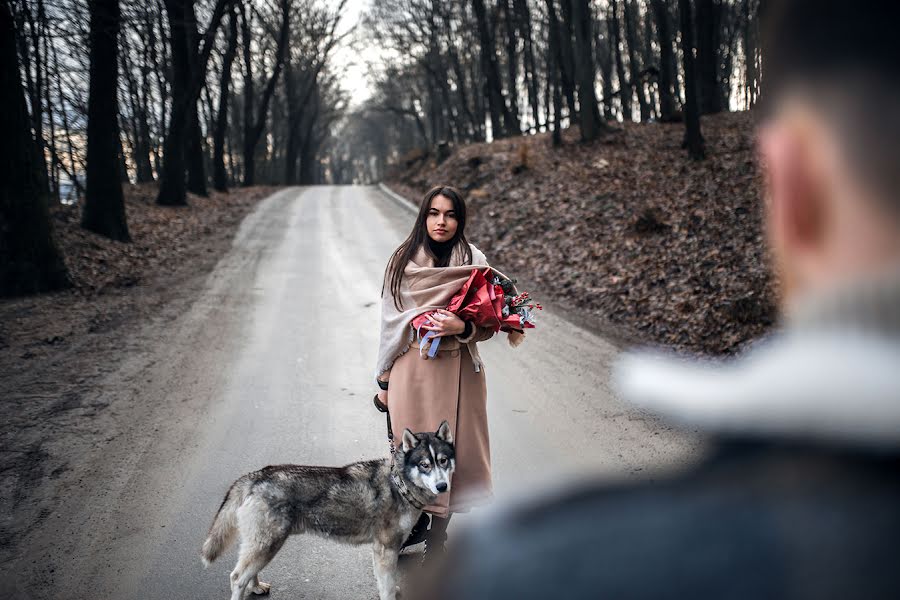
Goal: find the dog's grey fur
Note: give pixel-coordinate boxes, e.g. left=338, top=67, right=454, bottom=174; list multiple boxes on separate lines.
left=201, top=421, right=455, bottom=600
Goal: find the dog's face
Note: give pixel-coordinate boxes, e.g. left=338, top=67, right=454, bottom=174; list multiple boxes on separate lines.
left=400, top=421, right=456, bottom=495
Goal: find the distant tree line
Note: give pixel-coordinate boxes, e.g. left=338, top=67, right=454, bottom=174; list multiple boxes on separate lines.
left=334, top=0, right=764, bottom=182
left=2, top=0, right=348, bottom=296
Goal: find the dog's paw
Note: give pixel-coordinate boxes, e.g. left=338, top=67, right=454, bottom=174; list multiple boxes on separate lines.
left=251, top=581, right=271, bottom=595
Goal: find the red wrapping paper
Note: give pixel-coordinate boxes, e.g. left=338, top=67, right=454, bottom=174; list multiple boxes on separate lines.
left=411, top=268, right=533, bottom=335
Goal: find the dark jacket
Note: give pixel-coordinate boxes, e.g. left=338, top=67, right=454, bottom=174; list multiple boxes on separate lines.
left=428, top=271, right=900, bottom=600
left=431, top=438, right=900, bottom=599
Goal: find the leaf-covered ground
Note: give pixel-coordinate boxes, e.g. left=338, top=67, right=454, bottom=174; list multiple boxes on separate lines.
left=389, top=112, right=777, bottom=355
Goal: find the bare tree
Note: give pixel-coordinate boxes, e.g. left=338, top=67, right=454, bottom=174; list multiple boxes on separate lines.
left=213, top=6, right=239, bottom=191
left=609, top=0, right=631, bottom=120
left=544, top=0, right=563, bottom=145
left=1, top=0, right=69, bottom=296
left=501, top=0, right=520, bottom=128
left=156, top=0, right=232, bottom=206
left=678, top=0, right=705, bottom=159
left=650, top=0, right=680, bottom=122
left=623, top=0, right=651, bottom=121
left=570, top=0, right=607, bottom=140
left=472, top=0, right=515, bottom=138
left=242, top=0, right=290, bottom=186
left=515, top=0, right=540, bottom=131
left=82, top=0, right=130, bottom=241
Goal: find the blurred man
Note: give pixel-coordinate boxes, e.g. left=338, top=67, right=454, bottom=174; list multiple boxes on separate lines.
left=421, top=1, right=900, bottom=598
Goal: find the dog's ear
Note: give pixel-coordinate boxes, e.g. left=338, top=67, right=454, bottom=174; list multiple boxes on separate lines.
left=435, top=420, right=453, bottom=444
left=401, top=429, right=419, bottom=452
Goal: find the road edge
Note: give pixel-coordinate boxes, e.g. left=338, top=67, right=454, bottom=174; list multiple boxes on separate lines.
left=377, top=182, right=417, bottom=215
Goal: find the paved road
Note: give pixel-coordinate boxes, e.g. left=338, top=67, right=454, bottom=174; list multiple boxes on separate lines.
left=13, top=186, right=698, bottom=599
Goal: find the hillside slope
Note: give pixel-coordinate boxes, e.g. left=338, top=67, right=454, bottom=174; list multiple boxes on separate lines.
left=388, top=112, right=775, bottom=355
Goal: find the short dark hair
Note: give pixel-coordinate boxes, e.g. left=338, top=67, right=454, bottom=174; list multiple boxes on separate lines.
left=762, top=0, right=900, bottom=215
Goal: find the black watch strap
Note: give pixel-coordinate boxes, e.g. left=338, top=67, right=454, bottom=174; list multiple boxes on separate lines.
left=377, top=379, right=389, bottom=391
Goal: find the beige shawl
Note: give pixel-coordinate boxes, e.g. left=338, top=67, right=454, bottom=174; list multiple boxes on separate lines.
left=376, top=243, right=519, bottom=378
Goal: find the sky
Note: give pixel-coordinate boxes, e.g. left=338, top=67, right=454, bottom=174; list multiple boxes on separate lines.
left=333, top=0, right=376, bottom=108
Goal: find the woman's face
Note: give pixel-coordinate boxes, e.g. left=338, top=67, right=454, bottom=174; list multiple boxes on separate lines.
left=426, top=194, right=458, bottom=243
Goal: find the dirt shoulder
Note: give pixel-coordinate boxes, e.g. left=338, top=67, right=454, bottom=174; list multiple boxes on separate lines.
left=0, top=184, right=276, bottom=565
left=388, top=112, right=777, bottom=356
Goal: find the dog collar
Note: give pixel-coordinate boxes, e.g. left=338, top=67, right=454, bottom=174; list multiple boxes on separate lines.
left=390, top=462, right=426, bottom=510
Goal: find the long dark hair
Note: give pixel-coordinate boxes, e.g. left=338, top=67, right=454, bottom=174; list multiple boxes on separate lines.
left=383, top=186, right=472, bottom=310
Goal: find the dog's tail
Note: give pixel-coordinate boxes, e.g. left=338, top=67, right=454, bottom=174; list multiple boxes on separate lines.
left=201, top=479, right=248, bottom=566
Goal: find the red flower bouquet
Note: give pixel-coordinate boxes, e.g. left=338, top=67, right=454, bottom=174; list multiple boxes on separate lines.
left=412, top=268, right=540, bottom=358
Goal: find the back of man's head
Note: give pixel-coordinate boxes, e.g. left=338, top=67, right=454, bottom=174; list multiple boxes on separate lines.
left=759, top=0, right=900, bottom=300
left=762, top=0, right=900, bottom=218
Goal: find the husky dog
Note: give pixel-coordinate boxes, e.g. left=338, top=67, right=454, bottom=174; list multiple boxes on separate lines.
left=201, top=421, right=455, bottom=600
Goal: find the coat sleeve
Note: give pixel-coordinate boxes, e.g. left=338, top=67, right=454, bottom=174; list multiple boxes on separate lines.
left=456, top=322, right=495, bottom=344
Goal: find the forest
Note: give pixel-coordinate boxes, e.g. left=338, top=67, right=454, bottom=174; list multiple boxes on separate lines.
left=343, top=0, right=762, bottom=180
left=2, top=0, right=764, bottom=297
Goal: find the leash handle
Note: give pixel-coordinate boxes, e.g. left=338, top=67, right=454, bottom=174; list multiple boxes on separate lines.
left=386, top=410, right=396, bottom=455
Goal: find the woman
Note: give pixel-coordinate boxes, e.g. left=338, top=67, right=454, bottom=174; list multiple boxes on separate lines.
left=375, top=185, right=496, bottom=561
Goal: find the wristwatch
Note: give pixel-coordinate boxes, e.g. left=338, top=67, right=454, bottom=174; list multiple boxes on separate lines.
left=376, top=379, right=389, bottom=391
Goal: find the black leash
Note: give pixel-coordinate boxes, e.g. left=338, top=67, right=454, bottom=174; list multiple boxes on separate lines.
left=375, top=394, right=423, bottom=507
left=373, top=394, right=396, bottom=454
left=386, top=410, right=396, bottom=455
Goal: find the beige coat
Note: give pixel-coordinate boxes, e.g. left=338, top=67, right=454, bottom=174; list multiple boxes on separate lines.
left=387, top=325, right=494, bottom=517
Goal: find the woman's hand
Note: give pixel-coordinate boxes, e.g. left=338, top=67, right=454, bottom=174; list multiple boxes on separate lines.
left=421, top=309, right=466, bottom=337
left=377, top=389, right=388, bottom=407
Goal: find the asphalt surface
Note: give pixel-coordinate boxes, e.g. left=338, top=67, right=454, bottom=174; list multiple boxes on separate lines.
left=12, top=186, right=698, bottom=599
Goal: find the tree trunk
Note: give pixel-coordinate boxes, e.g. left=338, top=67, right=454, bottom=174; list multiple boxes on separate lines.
left=515, top=0, right=540, bottom=131
left=694, top=0, right=723, bottom=114
left=19, top=0, right=51, bottom=199
left=557, top=0, right=577, bottom=116
left=570, top=0, right=607, bottom=140
left=610, top=0, right=632, bottom=120
left=136, top=10, right=156, bottom=182
left=678, top=0, right=705, bottom=159
left=623, top=0, right=651, bottom=121
left=442, top=7, right=480, bottom=140
left=642, top=6, right=657, bottom=118
left=741, top=0, right=759, bottom=107
left=472, top=0, right=514, bottom=139
left=0, top=0, right=70, bottom=296
left=157, top=0, right=231, bottom=206
left=544, top=0, right=563, bottom=146
left=282, top=59, right=307, bottom=185
left=242, top=0, right=289, bottom=186
left=184, top=3, right=207, bottom=196
left=187, top=104, right=207, bottom=195
left=213, top=8, right=238, bottom=192
left=597, top=19, right=615, bottom=120
left=650, top=0, right=679, bottom=121
left=297, top=82, right=320, bottom=185
left=469, top=43, right=487, bottom=140
left=83, top=0, right=130, bottom=241
left=152, top=3, right=168, bottom=177
left=157, top=0, right=192, bottom=205
left=501, top=0, right=519, bottom=128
